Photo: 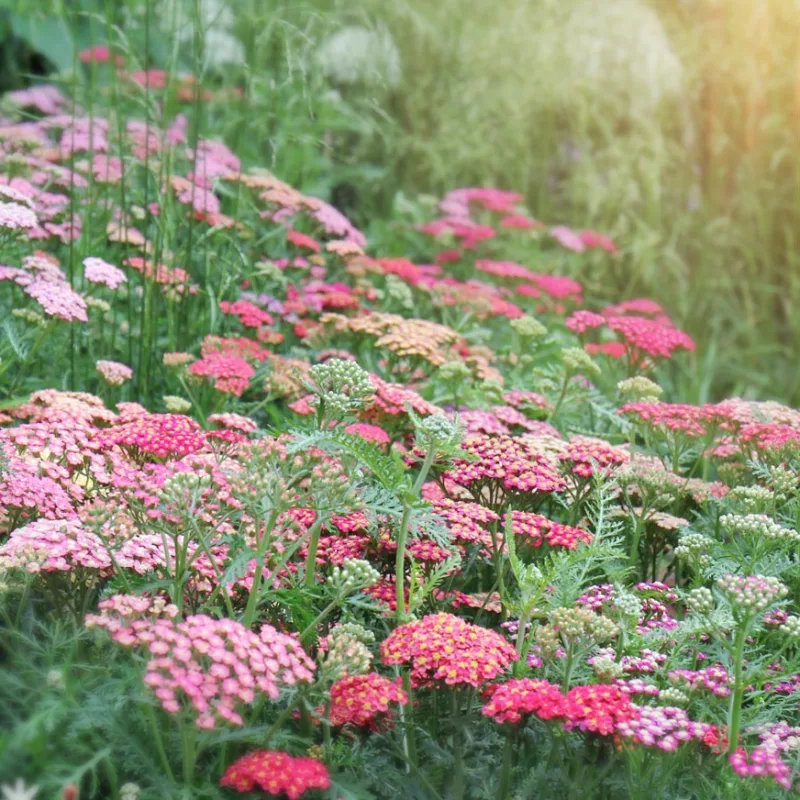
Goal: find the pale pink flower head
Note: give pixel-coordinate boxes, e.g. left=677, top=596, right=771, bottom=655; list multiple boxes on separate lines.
left=24, top=279, right=88, bottom=322
left=0, top=185, right=35, bottom=209
left=96, top=360, right=133, bottom=386
left=0, top=201, right=37, bottom=230
left=0, top=518, right=111, bottom=574
left=83, top=257, right=127, bottom=290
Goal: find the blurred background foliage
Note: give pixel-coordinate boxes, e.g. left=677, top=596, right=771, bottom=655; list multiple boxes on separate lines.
left=3, top=0, right=800, bottom=402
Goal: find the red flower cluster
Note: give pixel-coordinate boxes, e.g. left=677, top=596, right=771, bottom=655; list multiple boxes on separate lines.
left=220, top=751, right=330, bottom=798
left=482, top=678, right=567, bottom=724
left=562, top=684, right=636, bottom=735
left=327, top=672, right=408, bottom=728
left=380, top=613, right=517, bottom=688
left=286, top=228, right=321, bottom=252
left=98, top=413, right=207, bottom=460
left=509, top=511, right=592, bottom=550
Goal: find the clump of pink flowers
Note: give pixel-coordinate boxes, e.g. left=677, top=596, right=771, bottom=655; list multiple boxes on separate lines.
left=96, top=360, right=133, bottom=386
left=0, top=518, right=111, bottom=573
left=91, top=608, right=315, bottom=729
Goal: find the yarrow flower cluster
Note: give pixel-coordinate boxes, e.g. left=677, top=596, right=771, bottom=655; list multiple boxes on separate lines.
left=98, top=413, right=207, bottom=460
left=219, top=750, right=330, bottom=798
left=327, top=672, right=408, bottom=728
left=83, top=256, right=127, bottom=289
left=96, top=360, right=133, bottom=386
left=616, top=705, right=712, bottom=751
left=446, top=434, right=567, bottom=501
left=509, top=511, right=592, bottom=550
left=95, top=612, right=315, bottom=728
left=719, top=513, right=800, bottom=544
left=189, top=353, right=255, bottom=396
left=0, top=518, right=111, bottom=573
left=481, top=678, right=567, bottom=724
left=380, top=613, right=517, bottom=688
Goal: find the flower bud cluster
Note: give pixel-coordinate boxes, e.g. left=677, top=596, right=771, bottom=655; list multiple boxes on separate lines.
left=561, top=347, right=600, bottom=378
left=309, top=358, right=375, bottom=416
left=328, top=558, right=380, bottom=595
left=720, top=514, right=800, bottom=544
left=674, top=532, right=713, bottom=569
left=617, top=376, right=663, bottom=403
left=717, top=574, right=788, bottom=615
left=686, top=587, right=715, bottom=615
left=510, top=315, right=547, bottom=340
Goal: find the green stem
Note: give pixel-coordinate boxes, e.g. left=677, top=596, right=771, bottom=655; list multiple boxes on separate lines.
left=300, top=598, right=338, bottom=645
left=385, top=733, right=443, bottom=800
left=497, top=728, right=517, bottom=800
left=562, top=642, right=575, bottom=693
left=304, top=517, right=325, bottom=590
left=727, top=623, right=748, bottom=755
left=451, top=691, right=465, bottom=800
left=243, top=508, right=279, bottom=628
left=181, top=724, right=196, bottom=798
left=144, top=704, right=175, bottom=784
left=395, top=504, right=411, bottom=622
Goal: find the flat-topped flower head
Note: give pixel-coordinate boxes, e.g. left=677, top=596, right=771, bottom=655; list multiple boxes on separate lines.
left=327, top=672, right=408, bottom=728
left=189, top=353, right=255, bottom=396
left=446, top=433, right=567, bottom=506
left=482, top=678, right=567, bottom=724
left=562, top=684, right=635, bottom=735
left=83, top=257, right=126, bottom=289
left=509, top=511, right=592, bottom=551
left=617, top=705, right=712, bottom=751
left=380, top=613, right=517, bottom=688
left=220, top=751, right=330, bottom=797
left=96, top=360, right=133, bottom=387
left=0, top=518, right=111, bottom=573
left=95, top=612, right=314, bottom=728
left=98, top=413, right=207, bottom=460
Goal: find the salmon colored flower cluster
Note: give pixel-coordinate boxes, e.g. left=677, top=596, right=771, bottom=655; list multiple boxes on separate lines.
left=380, top=613, right=517, bottom=688
left=327, top=672, right=408, bottom=728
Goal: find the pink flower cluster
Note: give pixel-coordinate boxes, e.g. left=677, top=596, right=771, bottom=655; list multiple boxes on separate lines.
left=219, top=299, right=274, bottom=328
left=92, top=607, right=315, bottom=728
left=617, top=706, right=712, bottom=751
left=0, top=518, right=111, bottom=573
left=730, top=746, right=793, bottom=790
left=96, top=360, right=133, bottom=386
left=83, top=256, right=127, bottom=289
left=189, top=353, right=255, bottom=396
left=668, top=665, right=731, bottom=697
left=481, top=678, right=567, bottom=724
left=98, top=413, right=207, bottom=460
left=566, top=309, right=695, bottom=363
left=561, top=436, right=628, bottom=477
left=509, top=511, right=592, bottom=550
left=446, top=434, right=567, bottom=501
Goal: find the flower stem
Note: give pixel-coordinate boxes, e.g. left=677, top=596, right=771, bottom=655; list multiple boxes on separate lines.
left=144, top=704, right=175, bottom=784
left=451, top=691, right=466, bottom=800
left=497, top=728, right=517, bottom=800
left=727, top=623, right=748, bottom=755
